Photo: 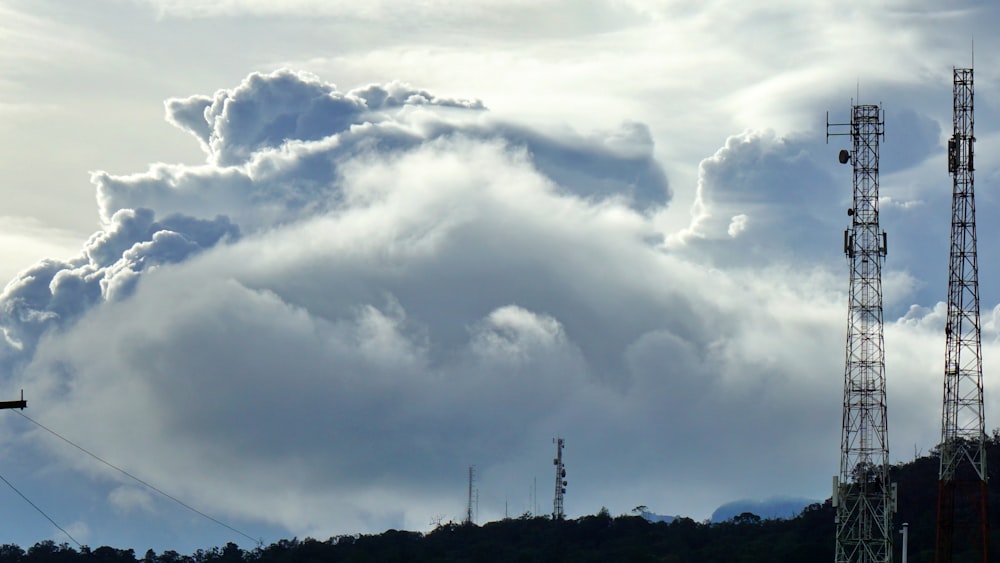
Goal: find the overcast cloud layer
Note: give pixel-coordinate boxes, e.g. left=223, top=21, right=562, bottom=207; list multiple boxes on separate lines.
left=2, top=0, right=1000, bottom=554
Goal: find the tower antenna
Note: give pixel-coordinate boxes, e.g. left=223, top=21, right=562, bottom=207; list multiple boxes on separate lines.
left=552, top=438, right=567, bottom=520
left=935, top=66, right=988, bottom=563
left=465, top=465, right=476, bottom=526
left=827, top=97, right=895, bottom=562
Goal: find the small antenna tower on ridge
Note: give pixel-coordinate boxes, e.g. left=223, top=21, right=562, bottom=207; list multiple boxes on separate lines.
left=552, top=438, right=567, bottom=520
left=465, top=465, right=476, bottom=525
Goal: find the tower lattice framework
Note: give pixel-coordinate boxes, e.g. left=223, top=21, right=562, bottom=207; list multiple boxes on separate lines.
left=829, top=103, right=894, bottom=563
left=935, top=66, right=988, bottom=563
left=552, top=438, right=566, bottom=520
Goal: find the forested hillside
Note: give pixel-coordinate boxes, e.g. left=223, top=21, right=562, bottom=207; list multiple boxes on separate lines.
left=6, top=435, right=1000, bottom=562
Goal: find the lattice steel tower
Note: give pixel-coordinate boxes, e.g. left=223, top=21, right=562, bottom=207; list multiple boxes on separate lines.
left=828, top=102, right=894, bottom=563
left=935, top=67, right=988, bottom=563
left=552, top=438, right=566, bottom=520
left=465, top=465, right=476, bottom=525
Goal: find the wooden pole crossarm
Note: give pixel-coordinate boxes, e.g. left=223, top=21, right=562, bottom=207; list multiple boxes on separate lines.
left=0, top=390, right=27, bottom=410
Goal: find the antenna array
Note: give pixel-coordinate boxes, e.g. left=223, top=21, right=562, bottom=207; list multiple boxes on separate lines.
left=552, top=438, right=567, bottom=520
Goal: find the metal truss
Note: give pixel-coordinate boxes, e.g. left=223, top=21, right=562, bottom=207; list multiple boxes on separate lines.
left=829, top=103, right=894, bottom=563
left=936, top=67, right=988, bottom=563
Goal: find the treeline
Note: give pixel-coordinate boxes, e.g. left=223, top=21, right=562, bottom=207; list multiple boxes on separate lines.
left=7, top=435, right=1000, bottom=562
left=0, top=507, right=834, bottom=563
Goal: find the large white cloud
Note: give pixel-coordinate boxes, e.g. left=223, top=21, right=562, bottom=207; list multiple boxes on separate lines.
left=1, top=70, right=690, bottom=537
left=1, top=61, right=996, bottom=550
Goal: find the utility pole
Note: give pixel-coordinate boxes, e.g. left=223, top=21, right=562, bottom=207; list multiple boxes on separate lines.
left=552, top=438, right=566, bottom=520
left=900, top=523, right=909, bottom=563
left=935, top=66, right=988, bottom=563
left=828, top=101, right=894, bottom=563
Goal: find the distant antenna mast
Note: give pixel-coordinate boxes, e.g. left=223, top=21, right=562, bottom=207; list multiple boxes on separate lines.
left=935, top=66, right=988, bottom=563
left=828, top=100, right=895, bottom=563
left=552, top=438, right=566, bottom=520
left=465, top=465, right=476, bottom=525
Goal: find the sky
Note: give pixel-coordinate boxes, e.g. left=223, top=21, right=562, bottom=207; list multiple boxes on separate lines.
left=0, top=0, right=999, bottom=555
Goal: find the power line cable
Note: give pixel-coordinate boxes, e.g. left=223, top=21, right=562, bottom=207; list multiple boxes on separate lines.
left=0, top=471, right=81, bottom=547
left=14, top=411, right=261, bottom=546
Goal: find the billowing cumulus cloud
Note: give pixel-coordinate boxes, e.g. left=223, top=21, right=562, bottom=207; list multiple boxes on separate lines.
left=0, top=208, right=237, bottom=367
left=2, top=69, right=686, bottom=536
left=164, top=70, right=485, bottom=167
left=0, top=68, right=990, bottom=549
left=671, top=130, right=843, bottom=268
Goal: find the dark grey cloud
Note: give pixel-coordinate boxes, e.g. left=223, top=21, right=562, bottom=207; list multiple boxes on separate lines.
left=882, top=107, right=942, bottom=174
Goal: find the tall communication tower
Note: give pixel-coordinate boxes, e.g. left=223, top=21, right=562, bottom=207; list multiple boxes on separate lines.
left=552, top=438, right=566, bottom=520
left=935, top=66, right=988, bottom=563
left=828, top=102, right=894, bottom=563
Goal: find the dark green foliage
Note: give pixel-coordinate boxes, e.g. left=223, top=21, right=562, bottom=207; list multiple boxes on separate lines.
left=0, top=513, right=835, bottom=563
left=10, top=439, right=1000, bottom=562
left=0, top=545, right=25, bottom=563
